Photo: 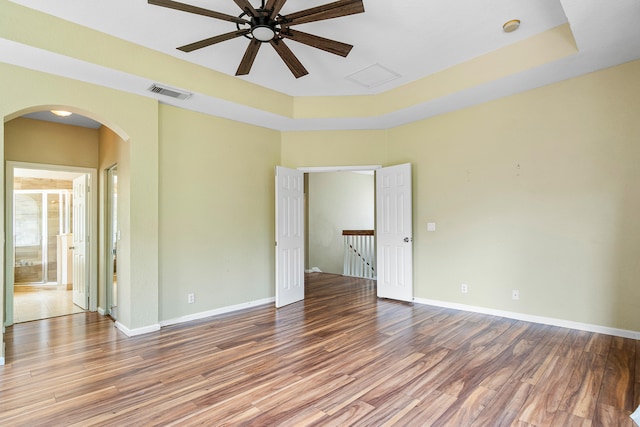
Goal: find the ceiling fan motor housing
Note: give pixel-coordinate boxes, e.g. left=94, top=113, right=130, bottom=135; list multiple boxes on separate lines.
left=251, top=15, right=277, bottom=41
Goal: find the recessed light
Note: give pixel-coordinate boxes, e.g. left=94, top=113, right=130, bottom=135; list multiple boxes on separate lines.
left=503, top=19, right=521, bottom=33
left=51, top=110, right=72, bottom=117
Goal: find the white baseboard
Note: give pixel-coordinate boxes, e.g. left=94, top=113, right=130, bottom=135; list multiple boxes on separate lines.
left=160, top=297, right=275, bottom=327
left=413, top=297, right=640, bottom=340
left=0, top=356, right=4, bottom=366
left=114, top=321, right=161, bottom=337
left=111, top=298, right=274, bottom=336
left=97, top=307, right=106, bottom=316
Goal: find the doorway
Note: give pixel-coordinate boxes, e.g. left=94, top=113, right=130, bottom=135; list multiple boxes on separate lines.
left=275, top=164, right=414, bottom=308
left=5, top=162, right=98, bottom=325
left=305, top=170, right=375, bottom=277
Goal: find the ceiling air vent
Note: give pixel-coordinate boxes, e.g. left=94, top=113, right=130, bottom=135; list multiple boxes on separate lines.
left=346, top=64, right=400, bottom=89
left=148, top=84, right=192, bottom=100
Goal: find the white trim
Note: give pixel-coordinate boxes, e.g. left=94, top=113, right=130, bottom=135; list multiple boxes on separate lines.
left=159, top=297, right=275, bottom=327
left=297, top=165, right=382, bottom=173
left=0, top=357, right=4, bottom=366
left=114, top=321, right=160, bottom=337
left=97, top=307, right=106, bottom=316
left=414, top=297, right=640, bottom=340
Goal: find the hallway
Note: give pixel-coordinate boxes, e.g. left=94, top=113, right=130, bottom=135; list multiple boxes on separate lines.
left=13, top=285, right=84, bottom=323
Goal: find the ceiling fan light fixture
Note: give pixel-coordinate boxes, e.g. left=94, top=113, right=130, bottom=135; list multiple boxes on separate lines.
left=252, top=25, right=275, bottom=41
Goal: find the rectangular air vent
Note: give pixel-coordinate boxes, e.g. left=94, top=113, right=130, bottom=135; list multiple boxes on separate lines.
left=346, top=63, right=401, bottom=89
left=148, top=84, right=192, bottom=100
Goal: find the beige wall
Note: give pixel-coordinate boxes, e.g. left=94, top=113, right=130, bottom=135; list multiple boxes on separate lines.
left=5, top=118, right=99, bottom=167
left=281, top=130, right=388, bottom=167
left=158, top=105, right=280, bottom=321
left=386, top=60, right=640, bottom=332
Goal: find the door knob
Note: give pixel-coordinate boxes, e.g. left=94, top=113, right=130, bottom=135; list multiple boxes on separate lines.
left=403, top=237, right=412, bottom=242
left=69, top=246, right=75, bottom=250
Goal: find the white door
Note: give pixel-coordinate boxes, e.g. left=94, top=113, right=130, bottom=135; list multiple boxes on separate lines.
left=275, top=166, right=305, bottom=308
left=72, top=175, right=89, bottom=309
left=376, top=163, right=413, bottom=302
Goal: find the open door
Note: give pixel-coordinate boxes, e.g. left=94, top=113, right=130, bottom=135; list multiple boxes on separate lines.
left=72, top=175, right=89, bottom=309
left=376, top=163, right=413, bottom=302
left=275, top=166, right=305, bottom=308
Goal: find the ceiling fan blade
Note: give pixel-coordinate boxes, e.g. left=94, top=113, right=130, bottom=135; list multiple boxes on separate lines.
left=270, top=39, right=308, bottom=78
left=281, top=0, right=364, bottom=26
left=148, top=0, right=249, bottom=25
left=178, top=29, right=250, bottom=52
left=280, top=29, right=353, bottom=57
left=236, top=39, right=262, bottom=76
left=232, top=0, right=259, bottom=17
left=264, top=0, right=287, bottom=19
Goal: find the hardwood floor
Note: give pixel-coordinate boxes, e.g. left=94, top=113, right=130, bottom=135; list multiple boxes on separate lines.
left=13, top=285, right=85, bottom=323
left=1, top=273, right=638, bottom=426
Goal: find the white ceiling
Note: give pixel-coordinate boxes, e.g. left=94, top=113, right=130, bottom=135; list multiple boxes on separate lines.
left=4, top=0, right=640, bottom=130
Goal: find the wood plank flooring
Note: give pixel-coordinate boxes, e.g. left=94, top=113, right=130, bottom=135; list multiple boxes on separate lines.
left=1, top=273, right=638, bottom=426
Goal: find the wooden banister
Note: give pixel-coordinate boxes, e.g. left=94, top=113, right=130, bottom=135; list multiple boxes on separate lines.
left=342, top=230, right=374, bottom=236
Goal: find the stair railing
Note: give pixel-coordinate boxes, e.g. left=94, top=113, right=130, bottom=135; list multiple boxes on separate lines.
left=342, top=230, right=375, bottom=279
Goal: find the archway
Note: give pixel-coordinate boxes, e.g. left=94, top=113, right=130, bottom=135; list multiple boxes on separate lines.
left=1, top=63, right=160, bottom=366
left=3, top=106, right=128, bottom=329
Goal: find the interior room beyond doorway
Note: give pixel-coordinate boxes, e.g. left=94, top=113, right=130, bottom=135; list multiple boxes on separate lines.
left=11, top=167, right=86, bottom=323
left=306, top=169, right=375, bottom=278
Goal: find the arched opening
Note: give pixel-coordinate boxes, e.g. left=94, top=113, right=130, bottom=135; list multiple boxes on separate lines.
left=3, top=106, right=129, bottom=327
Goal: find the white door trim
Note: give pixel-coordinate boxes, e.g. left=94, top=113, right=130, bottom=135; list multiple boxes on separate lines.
left=276, top=163, right=412, bottom=305
left=5, top=161, right=98, bottom=326
left=294, top=165, right=381, bottom=290
left=72, top=174, right=89, bottom=310
left=297, top=165, right=382, bottom=173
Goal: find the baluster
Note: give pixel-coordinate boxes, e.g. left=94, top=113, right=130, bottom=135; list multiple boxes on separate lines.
left=357, top=236, right=362, bottom=277
left=364, top=235, right=371, bottom=278
left=343, top=235, right=349, bottom=276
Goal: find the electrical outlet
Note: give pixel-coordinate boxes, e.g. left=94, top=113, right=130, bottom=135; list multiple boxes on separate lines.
left=187, top=293, right=195, bottom=304
left=512, top=290, right=519, bottom=300
left=461, top=283, right=468, bottom=294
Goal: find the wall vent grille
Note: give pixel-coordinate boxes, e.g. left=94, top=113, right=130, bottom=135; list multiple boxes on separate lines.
left=148, top=84, right=192, bottom=100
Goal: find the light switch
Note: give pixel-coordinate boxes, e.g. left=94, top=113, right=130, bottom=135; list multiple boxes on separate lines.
left=427, top=222, right=436, bottom=232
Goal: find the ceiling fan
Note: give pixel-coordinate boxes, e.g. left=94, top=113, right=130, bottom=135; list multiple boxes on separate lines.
left=148, top=0, right=365, bottom=78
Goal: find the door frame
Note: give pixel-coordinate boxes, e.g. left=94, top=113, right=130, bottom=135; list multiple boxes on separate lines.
left=105, top=164, right=118, bottom=319
left=280, top=164, right=412, bottom=303
left=4, top=161, right=98, bottom=326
